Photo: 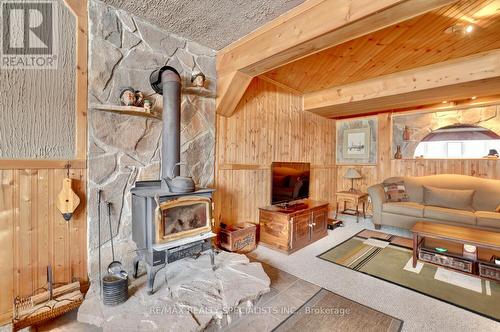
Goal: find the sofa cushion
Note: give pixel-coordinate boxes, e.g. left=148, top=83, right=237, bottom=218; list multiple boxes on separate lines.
left=383, top=202, right=424, bottom=217
left=423, top=186, right=475, bottom=212
left=475, top=211, right=500, bottom=229
left=424, top=206, right=476, bottom=225
left=384, top=177, right=422, bottom=203
left=383, top=181, right=409, bottom=202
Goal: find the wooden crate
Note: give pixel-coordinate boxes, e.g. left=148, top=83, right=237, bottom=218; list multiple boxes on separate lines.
left=219, top=223, right=257, bottom=253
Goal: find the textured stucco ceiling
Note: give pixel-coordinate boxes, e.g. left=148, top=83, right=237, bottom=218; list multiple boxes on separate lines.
left=101, top=0, right=305, bottom=50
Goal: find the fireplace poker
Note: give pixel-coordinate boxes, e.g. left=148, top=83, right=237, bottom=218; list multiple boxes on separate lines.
left=97, top=189, right=102, bottom=298
left=106, top=202, right=125, bottom=277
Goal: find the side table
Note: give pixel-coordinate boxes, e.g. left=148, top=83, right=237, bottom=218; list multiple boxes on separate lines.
left=335, top=191, right=369, bottom=223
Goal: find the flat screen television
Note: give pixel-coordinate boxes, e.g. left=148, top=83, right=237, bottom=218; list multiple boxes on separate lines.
left=271, top=162, right=310, bottom=205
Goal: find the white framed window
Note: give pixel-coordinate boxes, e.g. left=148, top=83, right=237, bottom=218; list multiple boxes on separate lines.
left=447, top=142, right=462, bottom=158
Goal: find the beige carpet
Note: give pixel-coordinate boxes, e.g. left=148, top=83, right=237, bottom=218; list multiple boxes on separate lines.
left=318, top=230, right=500, bottom=321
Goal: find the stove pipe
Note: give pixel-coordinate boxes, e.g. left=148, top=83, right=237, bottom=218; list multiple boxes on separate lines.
left=149, top=66, right=181, bottom=182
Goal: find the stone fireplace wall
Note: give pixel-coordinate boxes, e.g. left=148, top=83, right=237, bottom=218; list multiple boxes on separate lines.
left=87, top=0, right=216, bottom=278
left=393, top=105, right=500, bottom=158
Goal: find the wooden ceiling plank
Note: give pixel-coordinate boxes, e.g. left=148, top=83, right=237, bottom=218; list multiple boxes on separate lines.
left=264, top=0, right=500, bottom=93
left=304, top=48, right=500, bottom=116
left=339, top=25, right=411, bottom=84
left=217, top=0, right=458, bottom=116
left=386, top=0, right=489, bottom=69
left=358, top=0, right=495, bottom=80
left=300, top=38, right=366, bottom=91
left=360, top=1, right=469, bottom=80
left=221, top=0, right=453, bottom=77
left=346, top=23, right=416, bottom=83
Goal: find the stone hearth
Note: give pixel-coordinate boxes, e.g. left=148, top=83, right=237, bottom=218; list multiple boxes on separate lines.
left=78, top=252, right=270, bottom=331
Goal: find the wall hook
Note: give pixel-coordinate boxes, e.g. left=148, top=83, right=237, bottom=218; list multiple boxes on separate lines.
left=64, top=162, right=71, bottom=178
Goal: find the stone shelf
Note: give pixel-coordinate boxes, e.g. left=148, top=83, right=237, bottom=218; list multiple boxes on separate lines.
left=91, top=104, right=161, bottom=120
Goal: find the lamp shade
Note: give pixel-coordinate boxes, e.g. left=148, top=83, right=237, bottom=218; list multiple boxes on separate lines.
left=344, top=168, right=362, bottom=179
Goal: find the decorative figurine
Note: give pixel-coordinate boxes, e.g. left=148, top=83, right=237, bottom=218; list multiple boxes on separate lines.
left=403, top=125, right=411, bottom=141
left=485, top=149, right=499, bottom=158
left=191, top=71, right=206, bottom=88
left=135, top=91, right=145, bottom=107
left=394, top=145, right=403, bottom=159
left=120, top=88, right=136, bottom=106
left=143, top=99, right=152, bottom=112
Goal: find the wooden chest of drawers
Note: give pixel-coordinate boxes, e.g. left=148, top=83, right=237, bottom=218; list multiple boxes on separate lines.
left=259, top=200, right=329, bottom=254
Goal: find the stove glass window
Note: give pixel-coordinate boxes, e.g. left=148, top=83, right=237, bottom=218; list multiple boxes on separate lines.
left=162, top=202, right=208, bottom=235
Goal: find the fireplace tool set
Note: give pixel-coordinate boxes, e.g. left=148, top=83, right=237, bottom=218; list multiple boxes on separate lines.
left=97, top=190, right=129, bottom=306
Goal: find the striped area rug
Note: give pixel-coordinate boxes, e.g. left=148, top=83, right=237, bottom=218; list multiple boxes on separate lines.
left=318, top=230, right=500, bottom=321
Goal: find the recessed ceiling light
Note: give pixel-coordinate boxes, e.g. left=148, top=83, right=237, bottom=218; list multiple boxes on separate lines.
left=444, top=24, right=475, bottom=35
left=471, top=96, right=477, bottom=100
left=442, top=101, right=448, bottom=104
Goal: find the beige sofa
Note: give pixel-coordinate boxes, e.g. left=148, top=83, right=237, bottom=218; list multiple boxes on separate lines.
left=368, top=174, right=500, bottom=231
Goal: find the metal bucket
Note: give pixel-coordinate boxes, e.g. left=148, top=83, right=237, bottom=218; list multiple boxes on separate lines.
left=102, top=274, right=128, bottom=306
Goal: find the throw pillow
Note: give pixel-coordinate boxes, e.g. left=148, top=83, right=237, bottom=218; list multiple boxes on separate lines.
left=383, top=181, right=409, bottom=202
left=423, top=186, right=475, bottom=212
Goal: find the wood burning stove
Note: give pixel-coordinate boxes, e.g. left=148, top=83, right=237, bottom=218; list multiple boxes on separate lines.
left=131, top=182, right=215, bottom=294
left=131, top=66, right=216, bottom=294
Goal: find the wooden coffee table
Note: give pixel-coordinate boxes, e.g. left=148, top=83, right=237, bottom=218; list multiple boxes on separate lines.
left=411, top=221, right=500, bottom=279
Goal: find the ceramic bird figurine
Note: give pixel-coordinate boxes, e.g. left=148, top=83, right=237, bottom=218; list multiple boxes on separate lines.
left=56, top=178, right=80, bottom=221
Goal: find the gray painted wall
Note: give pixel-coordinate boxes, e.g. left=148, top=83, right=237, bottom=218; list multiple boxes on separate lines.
left=0, top=0, right=75, bottom=159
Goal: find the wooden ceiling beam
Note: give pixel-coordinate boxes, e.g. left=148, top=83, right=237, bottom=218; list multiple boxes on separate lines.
left=304, top=49, right=500, bottom=117
left=216, top=0, right=458, bottom=117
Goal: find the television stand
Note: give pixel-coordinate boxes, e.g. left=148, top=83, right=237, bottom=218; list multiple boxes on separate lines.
left=259, top=200, right=329, bottom=254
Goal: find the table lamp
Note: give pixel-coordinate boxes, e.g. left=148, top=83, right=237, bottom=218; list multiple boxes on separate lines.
left=344, top=168, right=362, bottom=192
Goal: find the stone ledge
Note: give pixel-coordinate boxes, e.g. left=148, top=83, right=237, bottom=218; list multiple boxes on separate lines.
left=78, top=252, right=270, bottom=331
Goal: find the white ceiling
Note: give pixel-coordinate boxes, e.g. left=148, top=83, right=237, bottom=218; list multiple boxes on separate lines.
left=102, top=0, right=305, bottom=50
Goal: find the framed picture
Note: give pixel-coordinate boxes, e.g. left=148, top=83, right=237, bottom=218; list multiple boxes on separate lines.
left=336, top=117, right=377, bottom=165
left=344, top=127, right=370, bottom=159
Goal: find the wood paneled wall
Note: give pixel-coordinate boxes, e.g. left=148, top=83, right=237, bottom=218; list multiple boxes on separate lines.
left=215, top=80, right=500, bottom=226
left=390, top=159, right=500, bottom=179
left=215, top=78, right=336, bottom=225
left=0, top=168, right=87, bottom=323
